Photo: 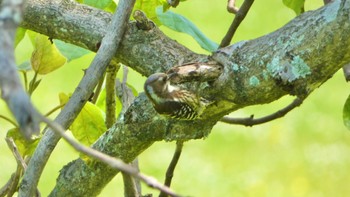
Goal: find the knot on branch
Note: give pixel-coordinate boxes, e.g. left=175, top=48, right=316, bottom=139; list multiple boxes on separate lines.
left=133, top=10, right=154, bottom=31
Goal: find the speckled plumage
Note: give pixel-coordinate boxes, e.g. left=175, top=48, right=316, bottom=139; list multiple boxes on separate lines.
left=144, top=73, right=209, bottom=120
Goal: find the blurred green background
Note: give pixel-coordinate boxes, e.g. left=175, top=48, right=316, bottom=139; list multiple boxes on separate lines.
left=1, top=0, right=350, bottom=196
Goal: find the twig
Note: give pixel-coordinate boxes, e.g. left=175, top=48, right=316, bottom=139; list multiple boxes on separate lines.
left=219, top=0, right=255, bottom=48
left=116, top=65, right=142, bottom=196
left=39, top=115, right=182, bottom=197
left=105, top=61, right=120, bottom=128
left=131, top=159, right=142, bottom=195
left=0, top=172, right=15, bottom=197
left=122, top=168, right=140, bottom=197
left=0, top=166, right=21, bottom=197
left=122, top=65, right=128, bottom=85
left=19, top=0, right=137, bottom=196
left=6, top=138, right=28, bottom=168
left=91, top=72, right=105, bottom=104
left=159, top=141, right=184, bottom=197
left=106, top=62, right=141, bottom=196
left=220, top=97, right=303, bottom=126
left=0, top=115, right=18, bottom=127
left=44, top=103, right=66, bottom=117
left=28, top=72, right=39, bottom=96
left=227, top=0, right=239, bottom=14
left=116, top=66, right=136, bottom=114
left=5, top=138, right=41, bottom=197
left=22, top=72, right=28, bottom=92
left=5, top=138, right=26, bottom=197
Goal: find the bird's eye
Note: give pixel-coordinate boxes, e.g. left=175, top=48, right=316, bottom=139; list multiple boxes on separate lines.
left=161, top=76, right=167, bottom=82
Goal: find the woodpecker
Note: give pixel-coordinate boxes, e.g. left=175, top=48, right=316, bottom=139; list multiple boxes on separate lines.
left=144, top=73, right=210, bottom=120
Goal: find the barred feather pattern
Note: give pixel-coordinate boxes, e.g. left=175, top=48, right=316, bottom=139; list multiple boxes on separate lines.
left=144, top=73, right=209, bottom=120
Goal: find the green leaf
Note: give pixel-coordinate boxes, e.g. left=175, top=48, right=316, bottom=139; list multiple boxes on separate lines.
left=54, top=40, right=90, bottom=62
left=71, top=102, right=107, bottom=146
left=59, top=93, right=107, bottom=146
left=83, top=0, right=112, bottom=9
left=30, top=33, right=67, bottom=75
left=156, top=7, right=218, bottom=52
left=343, top=94, right=350, bottom=130
left=6, top=128, right=40, bottom=157
left=15, top=28, right=27, bottom=47
left=282, top=0, right=305, bottom=15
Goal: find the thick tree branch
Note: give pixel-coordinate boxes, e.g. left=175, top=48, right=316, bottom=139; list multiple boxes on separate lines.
left=19, top=0, right=350, bottom=196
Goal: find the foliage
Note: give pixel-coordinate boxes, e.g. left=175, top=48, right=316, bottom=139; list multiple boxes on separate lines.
left=54, top=40, right=90, bottom=62
left=156, top=6, right=218, bottom=52
left=29, top=33, right=67, bottom=75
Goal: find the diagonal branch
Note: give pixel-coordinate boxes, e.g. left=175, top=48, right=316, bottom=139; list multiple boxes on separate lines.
left=159, top=141, right=184, bottom=197
left=219, top=0, right=255, bottom=48
left=0, top=0, right=39, bottom=139
left=19, top=0, right=136, bottom=196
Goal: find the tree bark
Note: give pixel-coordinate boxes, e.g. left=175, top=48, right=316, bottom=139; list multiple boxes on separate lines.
left=19, top=0, right=350, bottom=196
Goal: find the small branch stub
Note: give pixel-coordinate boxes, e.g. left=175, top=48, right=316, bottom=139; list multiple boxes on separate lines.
left=133, top=10, right=154, bottom=31
left=227, top=0, right=239, bottom=14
